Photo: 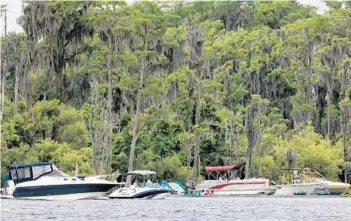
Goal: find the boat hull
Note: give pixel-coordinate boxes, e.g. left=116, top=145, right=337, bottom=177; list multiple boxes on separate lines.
left=15, top=192, right=108, bottom=200
left=0, top=194, right=14, bottom=199
left=109, top=187, right=171, bottom=199
left=314, top=181, right=350, bottom=195
left=274, top=183, right=318, bottom=196
left=196, top=178, right=275, bottom=196
left=12, top=183, right=117, bottom=200
left=210, top=188, right=276, bottom=196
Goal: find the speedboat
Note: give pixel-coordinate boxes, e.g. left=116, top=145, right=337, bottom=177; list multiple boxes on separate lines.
left=5, top=162, right=117, bottom=200
left=109, top=170, right=172, bottom=199
left=195, top=165, right=277, bottom=196
left=275, top=182, right=319, bottom=196
left=274, top=168, right=319, bottom=196
left=315, top=180, right=350, bottom=195
left=302, top=168, right=351, bottom=195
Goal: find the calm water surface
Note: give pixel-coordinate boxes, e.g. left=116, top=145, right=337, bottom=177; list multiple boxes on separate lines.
left=1, top=196, right=351, bottom=221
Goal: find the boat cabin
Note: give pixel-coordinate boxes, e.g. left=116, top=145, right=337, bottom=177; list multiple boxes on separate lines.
left=7, top=162, right=66, bottom=184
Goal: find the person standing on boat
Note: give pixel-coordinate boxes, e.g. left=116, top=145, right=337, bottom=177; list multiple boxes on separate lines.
left=281, top=174, right=287, bottom=185
left=146, top=179, right=152, bottom=187
left=132, top=180, right=138, bottom=188
left=190, top=180, right=196, bottom=190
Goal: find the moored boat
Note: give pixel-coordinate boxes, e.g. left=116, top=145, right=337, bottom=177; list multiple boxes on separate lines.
left=109, top=170, right=172, bottom=199
left=275, top=183, right=319, bottom=196
left=318, top=181, right=350, bottom=195
left=6, top=162, right=117, bottom=200
left=274, top=168, right=319, bottom=196
left=302, top=168, right=351, bottom=195
left=195, top=165, right=276, bottom=196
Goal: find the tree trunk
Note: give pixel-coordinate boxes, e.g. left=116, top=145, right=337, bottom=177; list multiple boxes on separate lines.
left=88, top=83, right=102, bottom=176
left=0, top=69, right=5, bottom=150
left=245, top=143, right=253, bottom=179
left=14, top=69, right=19, bottom=115
left=245, top=105, right=256, bottom=179
left=257, top=70, right=260, bottom=95
left=193, top=133, right=200, bottom=182
left=106, top=57, right=113, bottom=174
left=87, top=122, right=99, bottom=175
left=0, top=10, right=7, bottom=149
left=127, top=56, right=145, bottom=185
left=257, top=104, right=261, bottom=175
left=92, top=138, right=99, bottom=175
left=186, top=139, right=193, bottom=182
left=342, top=112, right=349, bottom=162
left=327, top=92, right=331, bottom=140
left=25, top=72, right=30, bottom=112
left=193, top=92, right=201, bottom=182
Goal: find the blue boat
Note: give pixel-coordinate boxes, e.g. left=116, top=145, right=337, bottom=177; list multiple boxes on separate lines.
left=184, top=189, right=201, bottom=197
left=6, top=162, right=117, bottom=200
left=316, top=191, right=330, bottom=195
left=293, top=190, right=307, bottom=195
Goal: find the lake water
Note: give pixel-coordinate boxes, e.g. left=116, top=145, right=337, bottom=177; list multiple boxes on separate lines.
left=1, top=196, right=351, bottom=221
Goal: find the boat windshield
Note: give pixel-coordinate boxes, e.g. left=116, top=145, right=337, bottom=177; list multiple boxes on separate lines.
left=32, top=164, right=54, bottom=179
left=42, top=170, right=70, bottom=178
left=119, top=170, right=157, bottom=187
left=140, top=182, right=161, bottom=188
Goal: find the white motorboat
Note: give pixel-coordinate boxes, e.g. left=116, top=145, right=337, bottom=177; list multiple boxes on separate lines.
left=275, top=183, right=319, bottom=196
left=314, top=180, right=350, bottom=195
left=5, top=162, right=117, bottom=200
left=274, top=168, right=319, bottom=196
left=195, top=166, right=277, bottom=196
left=109, top=170, right=172, bottom=199
left=302, top=168, right=350, bottom=195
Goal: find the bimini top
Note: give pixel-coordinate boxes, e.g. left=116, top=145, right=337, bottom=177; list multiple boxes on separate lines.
left=7, top=162, right=53, bottom=170
left=122, top=170, right=156, bottom=176
left=205, top=165, right=237, bottom=172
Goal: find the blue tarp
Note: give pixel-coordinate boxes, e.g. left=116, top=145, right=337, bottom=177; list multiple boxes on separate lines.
left=2, top=173, right=9, bottom=181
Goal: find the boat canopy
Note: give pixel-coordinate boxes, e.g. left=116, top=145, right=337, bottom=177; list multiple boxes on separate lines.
left=7, top=162, right=58, bottom=184
left=205, top=166, right=237, bottom=172
left=7, top=162, right=53, bottom=169
left=123, top=170, right=156, bottom=176
left=204, top=165, right=245, bottom=181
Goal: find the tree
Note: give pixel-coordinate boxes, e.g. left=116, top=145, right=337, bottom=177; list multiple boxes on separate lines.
left=1, top=1, right=350, bottom=184
left=20, top=1, right=94, bottom=98
left=340, top=96, right=351, bottom=182
left=0, top=4, right=8, bottom=154
left=314, top=37, right=351, bottom=140
left=245, top=94, right=269, bottom=179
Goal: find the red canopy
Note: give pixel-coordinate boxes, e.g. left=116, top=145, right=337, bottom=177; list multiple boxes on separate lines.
left=205, top=165, right=236, bottom=172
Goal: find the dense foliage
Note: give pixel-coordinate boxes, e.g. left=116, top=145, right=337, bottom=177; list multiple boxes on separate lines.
left=1, top=1, right=351, bottom=183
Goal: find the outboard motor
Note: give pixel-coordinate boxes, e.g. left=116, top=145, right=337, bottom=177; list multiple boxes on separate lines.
left=4, top=180, right=15, bottom=195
